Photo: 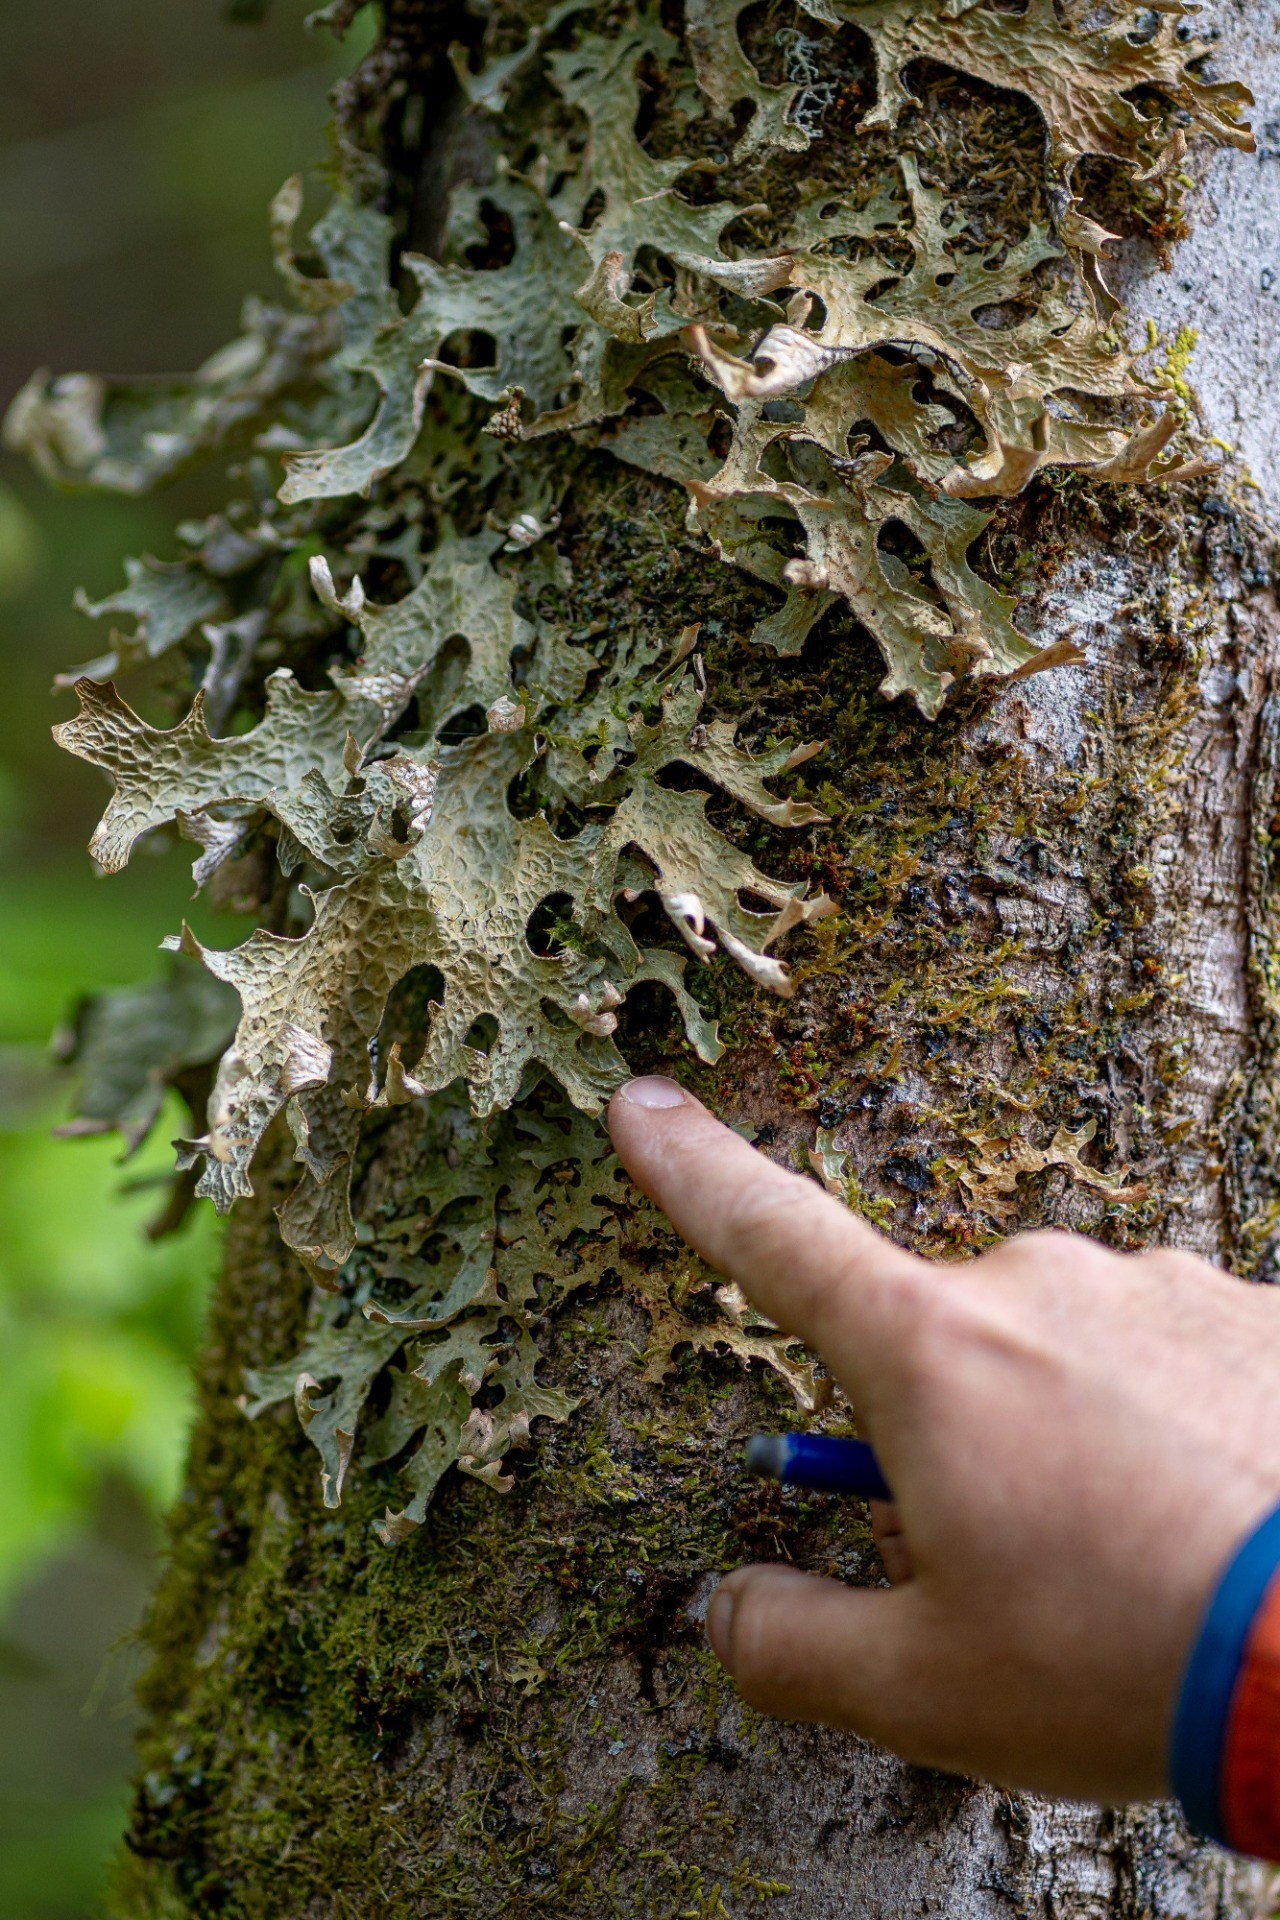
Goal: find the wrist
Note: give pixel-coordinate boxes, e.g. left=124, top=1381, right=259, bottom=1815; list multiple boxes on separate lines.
left=1171, top=1501, right=1280, bottom=1858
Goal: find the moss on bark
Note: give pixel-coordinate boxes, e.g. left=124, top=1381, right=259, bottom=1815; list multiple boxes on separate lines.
left=15, top=0, right=1276, bottom=1911
left=113, top=454, right=1279, bottom=1914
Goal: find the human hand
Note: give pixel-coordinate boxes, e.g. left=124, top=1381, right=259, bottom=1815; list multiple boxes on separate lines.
left=606, top=1076, right=1280, bottom=1804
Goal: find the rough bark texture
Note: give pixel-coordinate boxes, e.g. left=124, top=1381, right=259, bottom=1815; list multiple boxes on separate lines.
left=87, top=3, right=1280, bottom=1915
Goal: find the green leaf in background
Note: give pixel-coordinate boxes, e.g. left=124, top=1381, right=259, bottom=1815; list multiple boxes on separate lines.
left=0, top=865, right=225, bottom=1920
left=0, top=861, right=227, bottom=1608
left=0, top=1115, right=221, bottom=1608
left=0, top=5, right=375, bottom=1910
left=0, top=482, right=40, bottom=601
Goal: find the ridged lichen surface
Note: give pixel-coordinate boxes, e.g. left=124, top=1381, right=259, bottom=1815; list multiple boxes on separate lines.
left=8, top=0, right=1255, bottom=1541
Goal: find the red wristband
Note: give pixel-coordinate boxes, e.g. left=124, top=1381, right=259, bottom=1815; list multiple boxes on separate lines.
left=1171, top=1502, right=1280, bottom=1852
left=1223, top=1572, right=1280, bottom=1857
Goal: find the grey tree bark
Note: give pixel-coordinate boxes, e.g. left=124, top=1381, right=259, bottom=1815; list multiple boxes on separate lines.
left=103, top=3, right=1280, bottom=1916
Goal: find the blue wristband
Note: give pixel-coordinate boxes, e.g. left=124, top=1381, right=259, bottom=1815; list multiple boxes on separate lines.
left=1170, top=1503, right=1280, bottom=1842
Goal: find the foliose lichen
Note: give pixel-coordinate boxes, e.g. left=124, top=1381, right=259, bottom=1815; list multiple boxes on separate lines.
left=8, top=0, right=1252, bottom=1532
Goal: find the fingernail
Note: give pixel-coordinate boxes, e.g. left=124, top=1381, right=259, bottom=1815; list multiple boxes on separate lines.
left=707, top=1582, right=735, bottom=1669
left=616, top=1076, right=686, bottom=1110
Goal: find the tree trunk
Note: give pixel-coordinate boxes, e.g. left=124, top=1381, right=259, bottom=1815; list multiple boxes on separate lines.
left=21, top=1, right=1280, bottom=1914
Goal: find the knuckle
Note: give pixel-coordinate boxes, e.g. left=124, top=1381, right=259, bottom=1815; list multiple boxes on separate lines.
left=1133, top=1246, right=1245, bottom=1316
left=1136, top=1246, right=1210, bottom=1286
left=891, top=1276, right=979, bottom=1378
left=725, top=1167, right=817, bottom=1259
left=980, top=1227, right=1071, bottom=1273
left=722, top=1176, right=820, bottom=1276
left=977, top=1227, right=1118, bottom=1289
left=789, top=1249, right=861, bottom=1339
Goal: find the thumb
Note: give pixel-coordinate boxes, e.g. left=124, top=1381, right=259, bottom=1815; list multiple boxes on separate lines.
left=707, top=1563, right=937, bottom=1758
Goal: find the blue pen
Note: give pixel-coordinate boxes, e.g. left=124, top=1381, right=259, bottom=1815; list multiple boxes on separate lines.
left=745, top=1432, right=893, bottom=1502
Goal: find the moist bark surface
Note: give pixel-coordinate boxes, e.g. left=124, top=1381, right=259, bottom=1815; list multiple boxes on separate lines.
left=92, top=2, right=1280, bottom=1914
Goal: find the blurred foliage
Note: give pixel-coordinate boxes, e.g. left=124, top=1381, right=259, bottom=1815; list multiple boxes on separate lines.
left=0, top=859, right=225, bottom=1920
left=0, top=0, right=374, bottom=1591
left=0, top=2, right=364, bottom=1912
left=0, top=866, right=223, bottom=1610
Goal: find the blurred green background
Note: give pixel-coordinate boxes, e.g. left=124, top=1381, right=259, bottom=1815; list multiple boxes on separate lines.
left=0, top=4, right=362, bottom=1912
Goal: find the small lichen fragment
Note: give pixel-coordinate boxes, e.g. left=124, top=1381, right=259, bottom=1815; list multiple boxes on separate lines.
left=685, top=0, right=809, bottom=156
left=950, top=1118, right=1150, bottom=1222
left=56, top=959, right=239, bottom=1154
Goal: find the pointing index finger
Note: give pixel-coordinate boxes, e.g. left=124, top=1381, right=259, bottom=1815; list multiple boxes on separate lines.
left=606, top=1077, right=929, bottom=1395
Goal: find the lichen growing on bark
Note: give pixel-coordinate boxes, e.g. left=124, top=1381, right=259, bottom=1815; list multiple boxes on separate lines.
left=9, top=0, right=1254, bottom=1528
left=242, top=1084, right=818, bottom=1541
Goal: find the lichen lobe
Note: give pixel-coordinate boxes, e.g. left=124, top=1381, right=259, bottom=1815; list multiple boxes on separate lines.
left=28, top=0, right=1255, bottom=1523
